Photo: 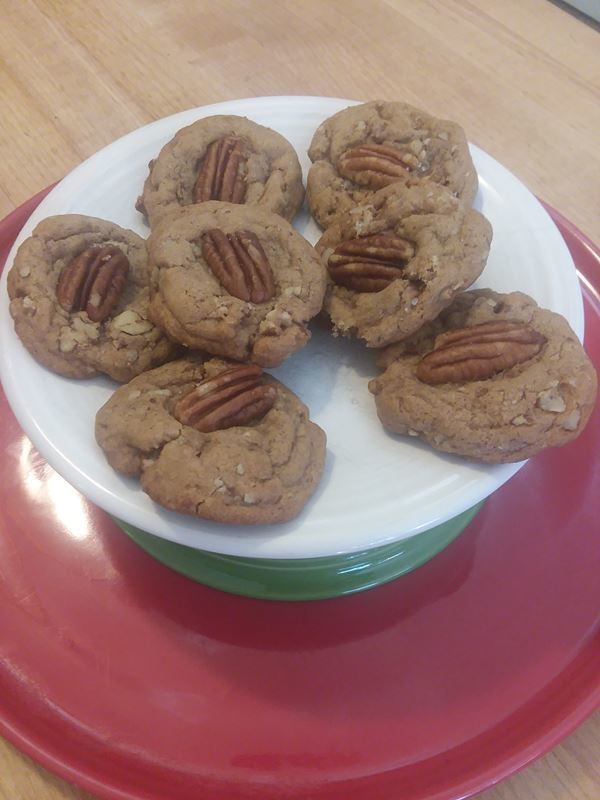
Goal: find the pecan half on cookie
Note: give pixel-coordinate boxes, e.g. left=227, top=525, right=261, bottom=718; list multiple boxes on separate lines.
left=95, top=357, right=327, bottom=524
left=7, top=215, right=177, bottom=381
left=136, top=115, right=305, bottom=227
left=307, top=100, right=478, bottom=229
left=147, top=202, right=327, bottom=367
left=369, top=289, right=598, bottom=463
left=174, top=364, right=277, bottom=432
left=316, top=183, right=492, bottom=348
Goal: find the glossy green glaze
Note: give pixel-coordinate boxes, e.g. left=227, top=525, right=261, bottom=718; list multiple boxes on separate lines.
left=115, top=503, right=483, bottom=601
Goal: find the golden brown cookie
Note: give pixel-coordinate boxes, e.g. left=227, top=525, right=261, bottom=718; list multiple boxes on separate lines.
left=7, top=215, right=178, bottom=381
left=315, top=184, right=492, bottom=348
left=95, top=357, right=327, bottom=524
left=137, top=115, right=305, bottom=227
left=369, top=290, right=597, bottom=463
left=307, top=100, right=478, bottom=229
left=147, top=202, right=327, bottom=367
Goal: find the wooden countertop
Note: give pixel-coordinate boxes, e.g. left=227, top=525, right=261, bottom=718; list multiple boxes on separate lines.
left=0, top=1, right=598, bottom=798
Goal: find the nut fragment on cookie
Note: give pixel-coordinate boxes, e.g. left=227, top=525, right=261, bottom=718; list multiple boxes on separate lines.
left=147, top=202, right=326, bottom=367
left=369, top=289, right=597, bottom=463
left=136, top=114, right=305, bottom=226
left=307, top=100, right=478, bottom=229
left=7, top=214, right=178, bottom=381
left=95, top=357, right=327, bottom=525
left=110, top=309, right=155, bottom=335
left=315, top=183, right=492, bottom=348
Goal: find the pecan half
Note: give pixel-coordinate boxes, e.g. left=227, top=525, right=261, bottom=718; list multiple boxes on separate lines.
left=327, top=234, right=415, bottom=293
left=416, top=321, right=547, bottom=384
left=56, top=246, right=129, bottom=322
left=201, top=229, right=275, bottom=303
left=174, top=365, right=276, bottom=432
left=193, top=136, right=247, bottom=204
left=337, top=143, right=412, bottom=189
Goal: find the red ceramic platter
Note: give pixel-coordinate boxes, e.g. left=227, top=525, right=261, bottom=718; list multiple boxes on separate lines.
left=0, top=190, right=598, bottom=800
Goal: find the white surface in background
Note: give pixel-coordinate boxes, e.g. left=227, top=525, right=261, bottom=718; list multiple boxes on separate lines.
left=561, top=0, right=600, bottom=22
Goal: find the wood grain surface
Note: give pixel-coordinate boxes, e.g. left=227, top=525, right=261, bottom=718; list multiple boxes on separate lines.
left=0, top=1, right=598, bottom=798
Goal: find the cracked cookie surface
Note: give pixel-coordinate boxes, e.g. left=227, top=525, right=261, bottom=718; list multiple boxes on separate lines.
left=95, top=357, right=327, bottom=524
left=137, top=114, right=305, bottom=227
left=370, top=290, right=597, bottom=463
left=307, top=100, right=478, bottom=229
left=316, top=184, right=492, bottom=347
left=7, top=214, right=178, bottom=381
left=147, top=202, right=327, bottom=367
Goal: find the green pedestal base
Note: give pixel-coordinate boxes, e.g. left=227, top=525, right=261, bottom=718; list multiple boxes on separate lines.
left=115, top=503, right=482, bottom=601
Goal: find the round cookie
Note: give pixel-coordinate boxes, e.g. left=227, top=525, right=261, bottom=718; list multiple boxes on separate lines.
left=7, top=215, right=178, bottom=381
left=95, top=357, right=327, bottom=524
left=315, top=183, right=492, bottom=348
left=147, top=202, right=327, bottom=367
left=369, top=289, right=597, bottom=463
left=307, top=100, right=478, bottom=229
left=136, top=115, right=305, bottom=227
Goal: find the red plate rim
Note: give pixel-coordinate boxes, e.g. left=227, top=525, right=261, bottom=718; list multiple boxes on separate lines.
left=0, top=187, right=598, bottom=800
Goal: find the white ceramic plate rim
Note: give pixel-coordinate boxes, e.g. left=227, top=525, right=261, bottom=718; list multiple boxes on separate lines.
left=0, top=96, right=584, bottom=559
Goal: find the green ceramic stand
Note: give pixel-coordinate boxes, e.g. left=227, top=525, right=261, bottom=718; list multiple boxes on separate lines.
left=115, top=502, right=482, bottom=601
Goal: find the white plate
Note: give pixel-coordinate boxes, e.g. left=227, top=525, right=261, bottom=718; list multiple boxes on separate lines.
left=0, top=96, right=584, bottom=559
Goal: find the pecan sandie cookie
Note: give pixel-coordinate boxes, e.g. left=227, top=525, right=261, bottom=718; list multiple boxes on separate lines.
left=307, top=100, right=478, bottom=229
left=137, top=115, right=305, bottom=227
left=370, top=290, right=597, bottom=463
left=7, top=215, right=177, bottom=381
left=147, top=202, right=327, bottom=367
left=95, top=357, right=327, bottom=524
left=315, top=184, right=492, bottom=348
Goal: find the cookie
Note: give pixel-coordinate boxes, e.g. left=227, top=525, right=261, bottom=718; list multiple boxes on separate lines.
left=136, top=115, right=305, bottom=227
left=147, top=202, right=327, bottom=367
left=369, top=290, right=597, bottom=463
left=307, top=100, right=478, bottom=229
left=7, top=215, right=178, bottom=381
left=95, top=357, right=327, bottom=524
left=315, top=184, right=492, bottom=348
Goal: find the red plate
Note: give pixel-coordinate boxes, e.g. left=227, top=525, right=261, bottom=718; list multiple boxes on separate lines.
left=0, top=190, right=599, bottom=800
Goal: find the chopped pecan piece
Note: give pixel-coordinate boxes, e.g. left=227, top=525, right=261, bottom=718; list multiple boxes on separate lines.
left=327, top=234, right=415, bottom=292
left=56, top=246, right=129, bottom=322
left=174, top=365, right=276, bottom=432
left=337, top=143, right=413, bottom=189
left=416, top=321, right=547, bottom=384
left=201, top=229, right=275, bottom=303
left=193, top=136, right=247, bottom=204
